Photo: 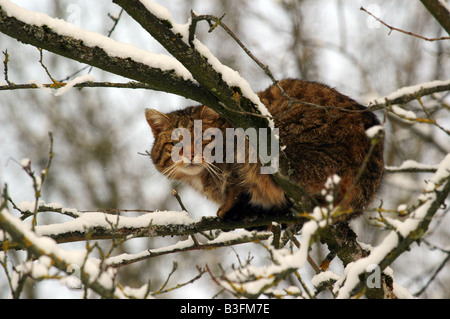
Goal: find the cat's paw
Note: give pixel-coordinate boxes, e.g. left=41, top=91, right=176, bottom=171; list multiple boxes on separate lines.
left=216, top=208, right=227, bottom=219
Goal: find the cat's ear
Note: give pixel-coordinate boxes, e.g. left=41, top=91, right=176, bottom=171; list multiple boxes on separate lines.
left=145, top=108, right=169, bottom=136
left=199, top=106, right=220, bottom=121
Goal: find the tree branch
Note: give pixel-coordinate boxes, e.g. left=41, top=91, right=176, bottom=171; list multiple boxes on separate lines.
left=0, top=81, right=160, bottom=92
left=0, top=207, right=122, bottom=298
left=0, top=2, right=214, bottom=105
left=105, top=231, right=272, bottom=268
left=112, top=0, right=269, bottom=131
left=420, top=0, right=450, bottom=36
left=368, top=79, right=450, bottom=111
left=0, top=211, right=300, bottom=250
left=361, top=6, right=450, bottom=41
left=337, top=156, right=450, bottom=298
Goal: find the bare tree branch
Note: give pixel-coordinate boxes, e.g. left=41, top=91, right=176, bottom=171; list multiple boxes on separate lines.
left=420, top=0, right=450, bottom=36
left=361, top=6, right=450, bottom=41
left=0, top=81, right=159, bottom=91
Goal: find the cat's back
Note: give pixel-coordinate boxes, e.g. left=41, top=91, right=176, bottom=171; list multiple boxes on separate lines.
left=258, top=79, right=380, bottom=151
left=258, top=78, right=376, bottom=126
left=258, top=79, right=384, bottom=211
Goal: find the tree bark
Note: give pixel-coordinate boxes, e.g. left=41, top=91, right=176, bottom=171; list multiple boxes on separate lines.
left=420, top=0, right=450, bottom=35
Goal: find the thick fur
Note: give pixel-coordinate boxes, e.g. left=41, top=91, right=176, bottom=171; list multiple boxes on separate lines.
left=145, top=79, right=384, bottom=221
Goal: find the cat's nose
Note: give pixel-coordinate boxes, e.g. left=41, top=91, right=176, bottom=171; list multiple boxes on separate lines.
left=186, top=152, right=194, bottom=161
left=186, top=149, right=203, bottom=164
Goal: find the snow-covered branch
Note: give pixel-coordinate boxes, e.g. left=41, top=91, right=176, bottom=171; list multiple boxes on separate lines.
left=205, top=154, right=450, bottom=299
left=369, top=79, right=450, bottom=110
left=0, top=204, right=297, bottom=250
left=0, top=0, right=213, bottom=106
left=335, top=154, right=450, bottom=298
left=112, top=0, right=272, bottom=131
left=0, top=206, right=125, bottom=298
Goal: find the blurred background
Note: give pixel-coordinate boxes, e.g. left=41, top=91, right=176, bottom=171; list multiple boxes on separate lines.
left=0, top=0, right=449, bottom=298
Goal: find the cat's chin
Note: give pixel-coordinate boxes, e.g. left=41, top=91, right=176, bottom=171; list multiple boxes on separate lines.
left=177, top=163, right=205, bottom=176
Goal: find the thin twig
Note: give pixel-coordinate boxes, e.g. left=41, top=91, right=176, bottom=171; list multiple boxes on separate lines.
left=0, top=81, right=159, bottom=91
left=38, top=48, right=58, bottom=84
left=2, top=49, right=12, bottom=85
left=172, top=189, right=187, bottom=212
left=361, top=6, right=450, bottom=42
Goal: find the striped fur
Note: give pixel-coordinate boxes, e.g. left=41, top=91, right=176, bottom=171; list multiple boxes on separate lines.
left=145, top=79, right=384, bottom=221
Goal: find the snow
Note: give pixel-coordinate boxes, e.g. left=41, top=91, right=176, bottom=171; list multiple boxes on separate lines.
left=136, top=0, right=275, bottom=128
left=393, top=282, right=414, bottom=299
left=335, top=231, right=399, bottom=299
left=385, top=159, right=439, bottom=172
left=427, top=154, right=450, bottom=188
left=311, top=270, right=340, bottom=288
left=28, top=79, right=52, bottom=94
left=365, top=125, right=383, bottom=139
left=108, top=237, right=195, bottom=267
left=1, top=0, right=273, bottom=128
left=296, top=207, right=330, bottom=265
left=391, top=105, right=416, bottom=119
left=20, top=158, right=31, bottom=167
left=336, top=154, right=450, bottom=298
left=17, top=200, right=43, bottom=212
left=121, top=284, right=152, bottom=299
left=54, top=74, right=95, bottom=96
left=0, top=207, right=115, bottom=292
left=213, top=153, right=450, bottom=298
left=35, top=210, right=194, bottom=238
left=371, top=79, right=450, bottom=105
left=207, top=229, right=260, bottom=244
left=139, top=0, right=173, bottom=22
left=193, top=38, right=275, bottom=128
left=0, top=0, right=193, bottom=81
left=2, top=0, right=449, bottom=299
left=215, top=207, right=332, bottom=296
left=106, top=229, right=266, bottom=267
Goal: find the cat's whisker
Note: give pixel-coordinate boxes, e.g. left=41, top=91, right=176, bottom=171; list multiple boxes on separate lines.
left=202, top=162, right=224, bottom=187
left=162, top=162, right=180, bottom=179
left=204, top=159, right=223, bottom=174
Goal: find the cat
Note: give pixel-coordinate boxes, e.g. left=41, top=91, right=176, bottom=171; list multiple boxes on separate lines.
left=145, top=79, right=384, bottom=222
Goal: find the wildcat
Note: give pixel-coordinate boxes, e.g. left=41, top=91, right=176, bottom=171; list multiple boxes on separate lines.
left=145, top=79, right=384, bottom=222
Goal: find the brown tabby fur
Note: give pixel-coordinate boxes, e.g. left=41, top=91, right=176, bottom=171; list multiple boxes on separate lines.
left=145, top=79, right=384, bottom=221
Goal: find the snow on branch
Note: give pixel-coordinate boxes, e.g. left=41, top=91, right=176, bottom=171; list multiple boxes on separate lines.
left=369, top=79, right=450, bottom=109
left=336, top=154, right=450, bottom=298
left=112, top=0, right=272, bottom=131
left=0, top=206, right=125, bottom=298
left=0, top=0, right=212, bottom=104
left=385, top=160, right=439, bottom=173
left=106, top=230, right=271, bottom=267
left=369, top=79, right=450, bottom=135
left=0, top=0, right=274, bottom=138
left=2, top=135, right=449, bottom=298
left=0, top=0, right=191, bottom=80
left=204, top=154, right=450, bottom=299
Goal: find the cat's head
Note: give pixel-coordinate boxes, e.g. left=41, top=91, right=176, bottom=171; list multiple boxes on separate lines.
left=145, top=106, right=226, bottom=179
